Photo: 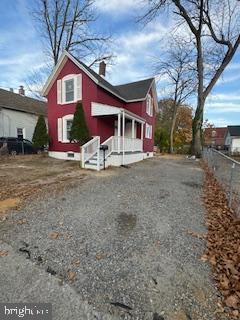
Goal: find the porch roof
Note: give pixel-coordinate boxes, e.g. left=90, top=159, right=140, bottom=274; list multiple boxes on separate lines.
left=91, top=102, right=145, bottom=124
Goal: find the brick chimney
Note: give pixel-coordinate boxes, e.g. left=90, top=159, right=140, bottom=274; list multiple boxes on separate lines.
left=18, top=85, right=25, bottom=96
left=99, top=61, right=106, bottom=77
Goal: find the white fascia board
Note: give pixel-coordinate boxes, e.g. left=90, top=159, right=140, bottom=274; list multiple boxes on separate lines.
left=91, top=102, right=145, bottom=123
left=145, top=79, right=158, bottom=112
left=42, top=50, right=100, bottom=97
left=42, top=53, right=68, bottom=96
left=42, top=50, right=155, bottom=105
left=121, top=109, right=145, bottom=123
left=91, top=102, right=121, bottom=116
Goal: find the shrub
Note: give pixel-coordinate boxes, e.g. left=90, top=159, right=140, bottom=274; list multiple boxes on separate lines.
left=32, top=115, right=49, bottom=148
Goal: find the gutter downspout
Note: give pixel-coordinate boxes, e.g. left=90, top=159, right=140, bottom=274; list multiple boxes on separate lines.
left=122, top=111, right=125, bottom=165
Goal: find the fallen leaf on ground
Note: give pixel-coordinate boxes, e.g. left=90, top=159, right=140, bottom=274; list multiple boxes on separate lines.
left=17, top=218, right=27, bottom=225
left=0, top=250, right=8, bottom=257
left=200, top=254, right=208, bottom=262
left=96, top=253, right=106, bottom=260
left=72, top=259, right=80, bottom=267
left=202, top=163, right=240, bottom=313
left=49, top=231, right=60, bottom=239
left=67, top=271, right=76, bottom=282
left=225, top=295, right=239, bottom=309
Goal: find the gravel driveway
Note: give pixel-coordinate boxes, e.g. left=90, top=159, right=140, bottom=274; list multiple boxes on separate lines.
left=0, top=157, right=226, bottom=320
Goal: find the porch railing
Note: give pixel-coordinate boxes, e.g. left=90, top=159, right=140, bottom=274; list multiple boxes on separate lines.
left=81, top=136, right=100, bottom=169
left=103, top=136, right=143, bottom=158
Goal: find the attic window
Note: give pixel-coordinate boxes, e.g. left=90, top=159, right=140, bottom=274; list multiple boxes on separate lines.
left=65, top=79, right=74, bottom=102
left=57, top=74, right=82, bottom=105
left=146, top=94, right=153, bottom=116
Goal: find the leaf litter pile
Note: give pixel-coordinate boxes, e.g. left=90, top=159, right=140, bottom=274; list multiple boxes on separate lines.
left=202, top=164, right=240, bottom=319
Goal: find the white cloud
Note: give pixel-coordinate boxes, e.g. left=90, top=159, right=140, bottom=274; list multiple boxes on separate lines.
left=206, top=101, right=240, bottom=113
left=204, top=117, right=231, bottom=127
left=105, top=21, right=170, bottom=86
left=216, top=73, right=240, bottom=85
left=95, top=0, right=138, bottom=13
left=209, top=92, right=240, bottom=102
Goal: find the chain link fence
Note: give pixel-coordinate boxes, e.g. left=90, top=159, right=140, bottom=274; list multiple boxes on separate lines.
left=203, top=148, right=240, bottom=217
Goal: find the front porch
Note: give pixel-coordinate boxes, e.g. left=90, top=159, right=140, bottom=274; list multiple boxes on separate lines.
left=82, top=102, right=146, bottom=170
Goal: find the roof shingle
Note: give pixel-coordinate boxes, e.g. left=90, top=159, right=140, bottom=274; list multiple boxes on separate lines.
left=0, top=89, right=47, bottom=116
left=75, top=57, right=154, bottom=101
left=228, top=125, right=240, bottom=136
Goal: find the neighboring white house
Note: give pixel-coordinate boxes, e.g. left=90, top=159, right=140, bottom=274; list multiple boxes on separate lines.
left=0, top=86, right=47, bottom=141
left=225, top=125, right=240, bottom=154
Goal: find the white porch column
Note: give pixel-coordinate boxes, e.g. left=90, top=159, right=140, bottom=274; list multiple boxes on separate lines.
left=132, top=119, right=135, bottom=152
left=122, top=111, right=125, bottom=165
left=141, top=123, right=144, bottom=140
left=117, top=113, right=121, bottom=154
left=132, top=119, right=135, bottom=138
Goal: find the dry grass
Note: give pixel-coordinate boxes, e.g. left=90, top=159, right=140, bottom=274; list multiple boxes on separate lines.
left=0, top=154, right=88, bottom=214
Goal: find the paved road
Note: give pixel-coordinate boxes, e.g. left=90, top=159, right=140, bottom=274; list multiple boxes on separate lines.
left=0, top=157, right=226, bottom=320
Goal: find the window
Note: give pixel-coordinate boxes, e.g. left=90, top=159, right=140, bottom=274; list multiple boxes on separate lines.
left=65, top=79, right=74, bottom=102
left=146, top=94, right=153, bottom=116
left=58, top=114, right=74, bottom=142
left=145, top=124, right=152, bottom=139
left=66, top=119, right=73, bottom=141
left=17, top=128, right=24, bottom=140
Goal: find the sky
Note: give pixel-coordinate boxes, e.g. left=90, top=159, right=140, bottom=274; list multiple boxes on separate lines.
left=0, top=0, right=240, bottom=127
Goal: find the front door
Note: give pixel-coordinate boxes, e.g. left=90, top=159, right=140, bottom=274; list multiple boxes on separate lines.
left=114, top=120, right=136, bottom=138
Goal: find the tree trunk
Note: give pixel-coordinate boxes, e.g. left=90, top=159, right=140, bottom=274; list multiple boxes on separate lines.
left=191, top=97, right=204, bottom=157
left=169, top=102, right=178, bottom=154
left=192, top=19, right=204, bottom=158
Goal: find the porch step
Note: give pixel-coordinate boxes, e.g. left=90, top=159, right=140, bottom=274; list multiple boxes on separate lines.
left=84, top=163, right=104, bottom=170
left=88, top=158, right=103, bottom=165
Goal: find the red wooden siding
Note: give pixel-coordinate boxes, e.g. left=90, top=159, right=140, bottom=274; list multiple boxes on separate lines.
left=47, top=57, right=156, bottom=153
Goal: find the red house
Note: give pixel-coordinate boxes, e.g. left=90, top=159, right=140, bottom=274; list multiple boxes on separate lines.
left=42, top=51, right=158, bottom=170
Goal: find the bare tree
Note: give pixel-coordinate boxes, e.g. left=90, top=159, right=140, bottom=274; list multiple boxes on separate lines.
left=139, top=0, right=240, bottom=156
left=33, top=0, right=112, bottom=66
left=154, top=39, right=195, bottom=153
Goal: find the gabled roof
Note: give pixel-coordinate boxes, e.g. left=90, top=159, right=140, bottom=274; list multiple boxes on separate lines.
left=42, top=51, right=157, bottom=108
left=115, top=78, right=154, bottom=100
left=0, top=88, right=47, bottom=116
left=227, top=125, right=240, bottom=136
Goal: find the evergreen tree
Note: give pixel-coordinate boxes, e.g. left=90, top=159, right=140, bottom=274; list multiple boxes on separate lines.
left=70, top=102, right=90, bottom=144
left=32, top=115, right=49, bottom=148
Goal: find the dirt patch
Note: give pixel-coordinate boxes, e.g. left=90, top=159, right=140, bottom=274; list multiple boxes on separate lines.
left=155, top=154, right=185, bottom=160
left=116, top=212, right=137, bottom=236
left=0, top=154, right=90, bottom=215
left=0, top=198, right=21, bottom=215
left=168, top=310, right=191, bottom=320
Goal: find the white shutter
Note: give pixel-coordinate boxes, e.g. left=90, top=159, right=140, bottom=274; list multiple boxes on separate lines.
left=57, top=80, right=62, bottom=104
left=150, top=97, right=153, bottom=116
left=75, top=74, right=82, bottom=101
left=149, top=125, right=152, bottom=139
left=58, top=118, right=63, bottom=142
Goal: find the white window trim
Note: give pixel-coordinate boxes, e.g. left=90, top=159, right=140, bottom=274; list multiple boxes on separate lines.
left=58, top=74, right=82, bottom=105
left=62, top=114, right=74, bottom=143
left=146, top=94, right=153, bottom=117
left=16, top=127, right=26, bottom=139
left=145, top=123, right=152, bottom=139
left=62, top=74, right=76, bottom=104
